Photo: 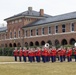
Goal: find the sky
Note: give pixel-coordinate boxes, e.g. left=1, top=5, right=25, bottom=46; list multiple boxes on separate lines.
left=0, top=0, right=76, bottom=27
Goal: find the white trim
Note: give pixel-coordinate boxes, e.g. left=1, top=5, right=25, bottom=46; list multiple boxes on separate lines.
left=55, top=25, right=57, bottom=34
left=24, top=31, right=76, bottom=38
left=41, top=27, right=44, bottom=35
left=18, top=29, right=20, bottom=38
left=48, top=26, right=51, bottom=34
left=70, top=22, right=74, bottom=32
left=35, top=28, right=38, bottom=36
left=0, top=31, right=76, bottom=41
left=30, top=29, right=33, bottom=36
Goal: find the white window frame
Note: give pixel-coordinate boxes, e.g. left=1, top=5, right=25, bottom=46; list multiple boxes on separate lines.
left=48, top=26, right=51, bottom=34
left=18, top=29, right=20, bottom=38
left=42, top=27, right=44, bottom=35
left=70, top=23, right=74, bottom=32
left=30, top=29, right=33, bottom=36
left=14, top=30, right=16, bottom=38
left=25, top=30, right=27, bottom=37
left=36, top=28, right=38, bottom=36
left=19, top=19, right=22, bottom=22
left=10, top=30, right=12, bottom=39
left=55, top=25, right=58, bottom=33
left=62, top=24, right=66, bottom=33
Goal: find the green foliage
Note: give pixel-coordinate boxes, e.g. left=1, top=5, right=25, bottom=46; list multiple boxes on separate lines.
left=0, top=47, right=15, bottom=56
left=62, top=45, right=74, bottom=48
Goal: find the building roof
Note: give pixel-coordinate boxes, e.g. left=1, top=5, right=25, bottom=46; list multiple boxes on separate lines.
left=4, top=10, right=51, bottom=21
left=0, top=27, right=7, bottom=32
left=23, top=11, right=76, bottom=28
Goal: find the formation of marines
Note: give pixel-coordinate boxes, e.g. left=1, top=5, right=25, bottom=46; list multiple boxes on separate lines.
left=13, top=46, right=76, bottom=63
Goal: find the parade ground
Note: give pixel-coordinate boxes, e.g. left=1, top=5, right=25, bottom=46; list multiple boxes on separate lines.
left=0, top=56, right=76, bottom=75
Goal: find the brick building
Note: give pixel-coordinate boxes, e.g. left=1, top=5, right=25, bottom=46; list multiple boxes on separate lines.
left=0, top=7, right=76, bottom=47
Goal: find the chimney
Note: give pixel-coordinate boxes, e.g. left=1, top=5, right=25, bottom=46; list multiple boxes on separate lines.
left=28, top=7, right=32, bottom=11
left=40, top=9, right=44, bottom=16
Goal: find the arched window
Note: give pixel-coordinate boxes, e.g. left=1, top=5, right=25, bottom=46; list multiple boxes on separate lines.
left=35, top=41, right=39, bottom=46
left=61, top=39, right=67, bottom=45
left=69, top=38, right=75, bottom=45
left=55, top=39, right=59, bottom=46
left=9, top=43, right=12, bottom=47
left=41, top=41, right=45, bottom=46
left=13, top=43, right=16, bottom=47
left=47, top=40, right=52, bottom=45
left=25, top=42, right=28, bottom=47
left=29, top=42, right=33, bottom=46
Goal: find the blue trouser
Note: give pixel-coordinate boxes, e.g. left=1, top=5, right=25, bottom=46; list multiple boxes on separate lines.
left=43, top=56, right=47, bottom=63
left=67, top=56, right=70, bottom=62
left=42, top=55, right=44, bottom=62
left=60, top=56, right=63, bottom=62
left=70, top=56, right=72, bottom=61
left=14, top=56, right=17, bottom=61
left=32, top=56, right=35, bottom=62
left=19, top=56, right=22, bottom=62
left=29, top=56, right=33, bottom=62
left=51, top=56, right=55, bottom=62
left=75, top=55, right=76, bottom=62
left=36, top=56, right=40, bottom=62
left=63, top=55, right=65, bottom=61
left=46, top=56, right=50, bottom=62
left=23, top=56, right=26, bottom=62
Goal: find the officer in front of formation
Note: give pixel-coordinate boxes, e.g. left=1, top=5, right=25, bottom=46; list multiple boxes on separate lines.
left=13, top=47, right=18, bottom=61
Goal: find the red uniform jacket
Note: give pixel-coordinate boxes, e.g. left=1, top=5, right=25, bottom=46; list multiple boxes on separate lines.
left=42, top=49, right=48, bottom=56
left=28, top=51, right=34, bottom=57
left=51, top=49, right=56, bottom=56
left=47, top=51, right=50, bottom=56
left=74, top=51, right=76, bottom=55
left=13, top=50, right=18, bottom=56
left=19, top=50, right=23, bottom=56
left=23, top=50, right=27, bottom=56
left=66, top=49, right=72, bottom=57
left=63, top=49, right=66, bottom=56
left=35, top=50, right=41, bottom=56
left=59, top=50, right=64, bottom=56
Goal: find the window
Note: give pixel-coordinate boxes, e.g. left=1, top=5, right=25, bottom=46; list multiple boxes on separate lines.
left=15, top=20, right=18, bottom=23
left=36, top=28, right=38, bottom=35
left=62, top=24, right=66, bottom=32
left=30, top=29, right=33, bottom=36
left=42, top=27, right=44, bottom=35
left=25, top=30, right=27, bottom=37
left=18, top=30, right=20, bottom=37
left=55, top=25, right=58, bottom=33
left=48, top=27, right=51, bottom=34
left=5, top=34, right=7, bottom=39
left=19, top=19, right=22, bottom=22
left=10, top=32, right=12, bottom=38
left=71, top=23, right=74, bottom=31
left=14, top=32, right=16, bottom=38
left=12, top=21, right=14, bottom=24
